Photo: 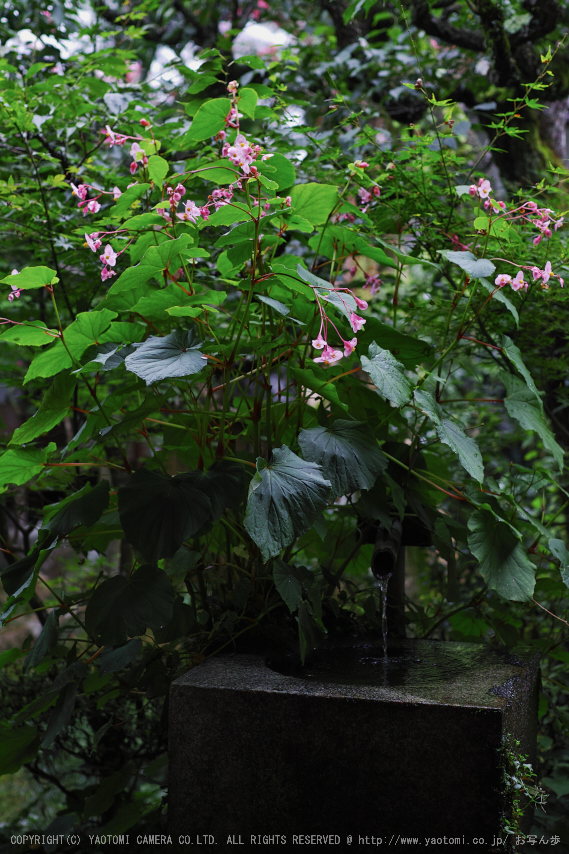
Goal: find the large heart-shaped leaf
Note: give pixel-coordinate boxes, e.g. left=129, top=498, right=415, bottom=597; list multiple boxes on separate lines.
left=124, top=329, right=206, bottom=385
left=189, top=98, right=232, bottom=141
left=42, top=481, right=110, bottom=538
left=85, top=565, right=176, bottom=646
left=467, top=509, right=535, bottom=601
left=10, top=374, right=77, bottom=445
left=361, top=342, right=412, bottom=407
left=118, top=468, right=213, bottom=563
left=190, top=460, right=246, bottom=520
left=244, top=446, right=331, bottom=561
left=299, top=420, right=387, bottom=497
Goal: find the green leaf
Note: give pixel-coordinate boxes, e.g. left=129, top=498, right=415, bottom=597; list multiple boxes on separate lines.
left=502, top=374, right=563, bottom=470
left=42, top=481, right=111, bottom=538
left=124, top=329, right=206, bottom=385
left=113, top=183, right=151, bottom=216
left=10, top=374, right=77, bottom=445
left=1, top=266, right=58, bottom=290
left=299, top=420, right=387, bottom=497
left=110, top=234, right=194, bottom=294
left=262, top=152, right=296, bottom=190
left=189, top=98, right=232, bottom=141
left=238, top=88, right=257, bottom=118
left=0, top=321, right=58, bottom=346
left=501, top=335, right=541, bottom=407
left=439, top=250, right=496, bottom=280
left=361, top=342, right=412, bottom=407
left=467, top=509, right=535, bottom=601
left=289, top=183, right=338, bottom=225
left=147, top=155, right=168, bottom=184
left=273, top=560, right=303, bottom=613
left=118, top=469, right=213, bottom=563
left=356, top=318, right=433, bottom=368
left=0, top=725, right=39, bottom=776
left=205, top=202, right=251, bottom=227
left=42, top=681, right=78, bottom=748
left=257, top=294, right=290, bottom=316
left=25, top=310, right=117, bottom=382
left=85, top=565, right=176, bottom=646
left=479, top=278, right=519, bottom=328
left=291, top=367, right=349, bottom=411
left=414, top=390, right=484, bottom=481
left=25, top=609, right=59, bottom=670
left=196, top=161, right=240, bottom=184
left=549, top=538, right=569, bottom=590
left=244, top=446, right=331, bottom=561
left=0, top=443, right=54, bottom=491
left=188, top=460, right=245, bottom=520
left=99, top=639, right=142, bottom=674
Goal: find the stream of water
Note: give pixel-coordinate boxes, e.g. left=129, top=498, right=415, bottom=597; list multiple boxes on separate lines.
left=376, top=573, right=392, bottom=657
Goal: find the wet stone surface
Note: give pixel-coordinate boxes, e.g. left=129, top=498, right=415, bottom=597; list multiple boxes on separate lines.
left=169, top=640, right=540, bottom=849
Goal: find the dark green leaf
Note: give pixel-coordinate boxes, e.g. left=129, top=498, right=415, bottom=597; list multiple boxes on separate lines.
left=503, top=374, right=563, bottom=470
left=299, top=420, right=387, bottom=497
left=113, top=183, right=151, bottom=216
left=25, top=609, right=59, bottom=670
left=10, top=374, right=77, bottom=445
left=124, top=329, right=206, bottom=385
left=85, top=565, right=176, bottom=646
left=467, top=509, right=535, bottom=601
left=501, top=336, right=542, bottom=407
left=440, top=250, right=496, bottom=280
left=41, top=681, right=78, bottom=749
left=244, top=446, right=331, bottom=561
left=273, top=560, right=303, bottom=612
left=118, top=469, right=213, bottom=563
left=361, top=343, right=412, bottom=407
left=99, top=639, right=142, bottom=673
left=0, top=725, right=40, bottom=776
left=42, top=481, right=111, bottom=538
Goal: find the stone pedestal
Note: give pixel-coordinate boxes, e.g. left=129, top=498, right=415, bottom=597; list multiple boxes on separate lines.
left=168, top=640, right=540, bottom=850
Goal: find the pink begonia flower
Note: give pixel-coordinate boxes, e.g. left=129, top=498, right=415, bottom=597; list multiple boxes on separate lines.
left=200, top=206, right=210, bottom=221
left=227, top=80, right=239, bottom=94
left=526, top=202, right=538, bottom=212
left=8, top=283, right=22, bottom=302
left=468, top=185, right=478, bottom=198
left=555, top=217, right=564, bottom=231
left=113, top=186, right=121, bottom=200
left=490, top=200, right=506, bottom=214
left=477, top=179, right=492, bottom=199
left=130, top=161, right=138, bottom=175
left=126, top=61, right=142, bottom=84
left=83, top=200, right=101, bottom=216
left=533, top=234, right=542, bottom=246
left=178, top=200, right=201, bottom=223
left=226, top=134, right=255, bottom=174
left=543, top=261, right=552, bottom=284
left=358, top=187, right=372, bottom=205
left=101, top=266, right=116, bottom=281
left=531, top=266, right=542, bottom=280
left=354, top=296, right=368, bottom=310
left=364, top=275, right=381, bottom=295
left=100, top=245, right=117, bottom=267
left=495, top=274, right=512, bottom=287
left=349, top=312, right=366, bottom=333
left=559, top=277, right=564, bottom=287
left=85, top=232, right=102, bottom=252
left=285, top=196, right=292, bottom=208
left=258, top=0, right=270, bottom=8
left=103, top=125, right=116, bottom=144
left=510, top=271, right=526, bottom=292
left=373, top=186, right=381, bottom=197
left=140, top=118, right=151, bottom=128
left=70, top=183, right=88, bottom=200
left=264, top=202, right=270, bottom=211
left=314, top=345, right=343, bottom=366
left=312, top=332, right=326, bottom=350
left=130, top=142, right=143, bottom=160
left=343, top=337, right=357, bottom=357
left=354, top=160, right=369, bottom=168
